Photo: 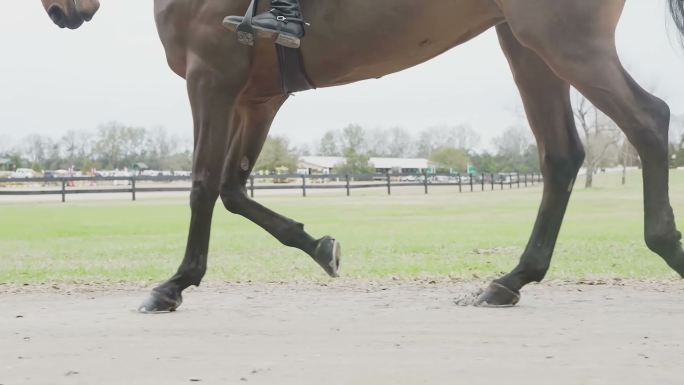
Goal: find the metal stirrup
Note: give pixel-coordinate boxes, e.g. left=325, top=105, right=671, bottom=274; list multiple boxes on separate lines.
left=236, top=0, right=259, bottom=46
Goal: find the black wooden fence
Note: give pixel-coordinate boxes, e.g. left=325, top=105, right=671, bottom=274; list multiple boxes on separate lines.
left=0, top=172, right=543, bottom=202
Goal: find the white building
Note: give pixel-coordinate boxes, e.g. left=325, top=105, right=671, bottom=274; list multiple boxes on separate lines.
left=298, top=156, right=345, bottom=175
left=298, top=156, right=433, bottom=175
left=369, top=157, right=433, bottom=174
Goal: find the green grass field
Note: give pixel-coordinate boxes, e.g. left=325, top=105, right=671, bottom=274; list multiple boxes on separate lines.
left=1, top=171, right=683, bottom=285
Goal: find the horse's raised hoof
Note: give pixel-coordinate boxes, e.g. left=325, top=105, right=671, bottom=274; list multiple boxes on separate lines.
left=313, top=236, right=341, bottom=278
left=138, top=288, right=183, bottom=314
left=475, top=282, right=520, bottom=307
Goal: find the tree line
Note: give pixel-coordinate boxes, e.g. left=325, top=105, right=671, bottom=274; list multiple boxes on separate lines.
left=0, top=122, right=192, bottom=173
left=255, top=95, right=684, bottom=189
left=255, top=124, right=541, bottom=176
left=6, top=96, right=684, bottom=188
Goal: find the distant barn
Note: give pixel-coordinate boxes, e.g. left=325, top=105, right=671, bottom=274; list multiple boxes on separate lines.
left=298, top=156, right=434, bottom=175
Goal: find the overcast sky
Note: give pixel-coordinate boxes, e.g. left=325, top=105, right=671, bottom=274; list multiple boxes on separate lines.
left=1, top=1, right=684, bottom=153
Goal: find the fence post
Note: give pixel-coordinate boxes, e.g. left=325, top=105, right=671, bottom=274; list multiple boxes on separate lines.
left=481, top=173, right=485, bottom=191
left=501, top=177, right=504, bottom=190
left=469, top=173, right=474, bottom=192
left=301, top=175, right=307, bottom=197
left=423, top=171, right=428, bottom=194
left=345, top=174, right=351, bottom=196
left=517, top=172, right=520, bottom=188
left=458, top=174, right=462, bottom=193
left=509, top=175, right=513, bottom=189
left=386, top=173, right=391, bottom=195
left=131, top=177, right=136, bottom=201
left=249, top=176, right=255, bottom=198
left=491, top=173, right=494, bottom=191
left=524, top=173, right=528, bottom=187
left=61, top=178, right=66, bottom=203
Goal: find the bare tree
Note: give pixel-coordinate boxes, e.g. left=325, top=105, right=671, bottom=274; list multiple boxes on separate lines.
left=365, top=128, right=388, bottom=157
left=366, top=126, right=414, bottom=157
left=318, top=130, right=339, bottom=156
left=573, top=94, right=622, bottom=188
left=617, top=136, right=640, bottom=185
left=493, top=125, right=533, bottom=157
left=22, top=134, right=50, bottom=167
left=146, top=126, right=179, bottom=169
left=385, top=127, right=414, bottom=158
left=416, top=124, right=480, bottom=157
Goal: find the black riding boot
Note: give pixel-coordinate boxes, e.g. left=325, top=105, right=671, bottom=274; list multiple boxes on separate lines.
left=223, top=0, right=306, bottom=49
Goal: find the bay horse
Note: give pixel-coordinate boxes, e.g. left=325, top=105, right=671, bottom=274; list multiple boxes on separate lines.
left=41, top=0, right=684, bottom=311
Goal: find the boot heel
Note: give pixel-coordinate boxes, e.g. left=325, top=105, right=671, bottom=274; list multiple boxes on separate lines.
left=276, top=33, right=300, bottom=49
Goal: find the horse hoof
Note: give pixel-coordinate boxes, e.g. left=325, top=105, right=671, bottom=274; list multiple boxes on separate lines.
left=313, top=236, right=341, bottom=278
left=138, top=288, right=183, bottom=314
left=475, top=282, right=520, bottom=307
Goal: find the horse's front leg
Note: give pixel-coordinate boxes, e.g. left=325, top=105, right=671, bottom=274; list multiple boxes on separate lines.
left=139, top=60, right=248, bottom=313
left=218, top=99, right=341, bottom=277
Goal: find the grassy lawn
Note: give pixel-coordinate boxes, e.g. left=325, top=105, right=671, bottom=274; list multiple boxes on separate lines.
left=1, top=171, right=683, bottom=284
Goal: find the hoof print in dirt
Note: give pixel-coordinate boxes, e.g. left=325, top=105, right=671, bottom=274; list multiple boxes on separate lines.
left=138, top=289, right=183, bottom=314
left=313, top=236, right=341, bottom=278
left=474, top=282, right=520, bottom=307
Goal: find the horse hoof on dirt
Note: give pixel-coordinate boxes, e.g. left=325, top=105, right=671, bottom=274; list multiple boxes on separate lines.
left=475, top=282, right=520, bottom=307
left=138, top=288, right=183, bottom=314
left=313, top=236, right=341, bottom=278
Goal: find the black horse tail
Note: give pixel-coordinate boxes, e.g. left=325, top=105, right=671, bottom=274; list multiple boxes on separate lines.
left=669, top=0, right=684, bottom=42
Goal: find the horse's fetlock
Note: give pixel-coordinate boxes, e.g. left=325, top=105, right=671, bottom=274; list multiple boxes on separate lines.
left=645, top=231, right=680, bottom=255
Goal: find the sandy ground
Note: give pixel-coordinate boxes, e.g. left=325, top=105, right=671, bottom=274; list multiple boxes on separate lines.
left=1, top=281, right=684, bottom=385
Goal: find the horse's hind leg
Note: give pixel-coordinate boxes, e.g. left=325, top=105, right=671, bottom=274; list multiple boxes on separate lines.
left=504, top=1, right=684, bottom=279
left=476, top=23, right=585, bottom=306
left=218, top=97, right=341, bottom=277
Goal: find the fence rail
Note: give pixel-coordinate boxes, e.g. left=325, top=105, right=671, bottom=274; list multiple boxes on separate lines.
left=0, top=172, right=543, bottom=202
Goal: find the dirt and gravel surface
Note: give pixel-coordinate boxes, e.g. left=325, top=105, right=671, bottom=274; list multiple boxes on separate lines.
left=2, top=280, right=684, bottom=385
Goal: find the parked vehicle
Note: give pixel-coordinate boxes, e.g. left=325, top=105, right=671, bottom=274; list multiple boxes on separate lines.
left=141, top=170, right=163, bottom=177
left=430, top=175, right=450, bottom=183
left=10, top=168, right=35, bottom=179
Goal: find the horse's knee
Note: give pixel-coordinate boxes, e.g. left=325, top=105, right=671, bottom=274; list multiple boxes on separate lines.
left=542, top=149, right=585, bottom=185
left=190, top=179, right=219, bottom=209
left=220, top=187, right=246, bottom=214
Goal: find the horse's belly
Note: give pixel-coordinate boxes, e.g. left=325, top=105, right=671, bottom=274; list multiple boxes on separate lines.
left=302, top=0, right=504, bottom=86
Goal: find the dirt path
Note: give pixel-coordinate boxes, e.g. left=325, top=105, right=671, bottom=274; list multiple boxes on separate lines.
left=2, top=281, right=684, bottom=385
